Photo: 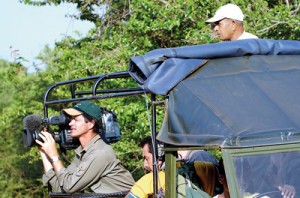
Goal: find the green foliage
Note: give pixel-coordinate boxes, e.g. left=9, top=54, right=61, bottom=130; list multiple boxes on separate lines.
left=0, top=61, right=48, bottom=197
left=241, top=0, right=300, bottom=39
left=2, top=0, right=299, bottom=196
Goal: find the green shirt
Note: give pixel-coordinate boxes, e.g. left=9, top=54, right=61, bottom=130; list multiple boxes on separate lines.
left=43, top=135, right=135, bottom=193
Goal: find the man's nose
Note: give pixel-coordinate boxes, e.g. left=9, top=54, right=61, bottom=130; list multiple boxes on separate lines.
left=213, top=25, right=219, bottom=31
left=69, top=119, right=74, bottom=126
left=143, top=160, right=148, bottom=169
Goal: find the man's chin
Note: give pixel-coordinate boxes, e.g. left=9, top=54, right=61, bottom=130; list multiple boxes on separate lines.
left=218, top=35, right=228, bottom=41
left=70, top=131, right=79, bottom=138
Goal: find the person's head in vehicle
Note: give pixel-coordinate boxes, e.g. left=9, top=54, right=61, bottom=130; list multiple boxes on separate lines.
left=126, top=136, right=193, bottom=198
left=214, top=158, right=230, bottom=198
left=139, top=135, right=164, bottom=172
left=63, top=101, right=101, bottom=141
left=206, top=3, right=258, bottom=41
left=36, top=101, right=135, bottom=194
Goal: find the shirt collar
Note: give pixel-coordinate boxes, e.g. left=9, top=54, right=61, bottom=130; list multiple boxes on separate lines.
left=75, top=134, right=101, bottom=156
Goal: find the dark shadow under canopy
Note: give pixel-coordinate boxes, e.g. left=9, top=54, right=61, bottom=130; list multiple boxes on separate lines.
left=128, top=39, right=300, bottom=147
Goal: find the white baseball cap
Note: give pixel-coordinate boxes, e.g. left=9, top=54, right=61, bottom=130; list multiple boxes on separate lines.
left=206, top=4, right=244, bottom=23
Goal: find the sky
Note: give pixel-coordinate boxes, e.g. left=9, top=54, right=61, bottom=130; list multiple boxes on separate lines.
left=0, top=1, right=94, bottom=72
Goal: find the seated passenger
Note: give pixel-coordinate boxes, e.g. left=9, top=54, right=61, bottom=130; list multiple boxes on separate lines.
left=213, top=158, right=230, bottom=198
left=194, top=161, right=220, bottom=196
left=126, top=136, right=212, bottom=198
left=36, top=101, right=135, bottom=193
left=177, top=150, right=222, bottom=196
left=126, top=136, right=166, bottom=197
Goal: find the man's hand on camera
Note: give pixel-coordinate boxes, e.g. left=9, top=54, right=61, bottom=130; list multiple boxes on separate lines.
left=36, top=131, right=59, bottom=158
left=36, top=131, right=64, bottom=174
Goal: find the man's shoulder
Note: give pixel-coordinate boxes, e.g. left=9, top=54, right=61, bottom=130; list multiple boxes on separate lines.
left=129, top=171, right=165, bottom=198
left=139, top=171, right=165, bottom=181
left=92, top=137, right=114, bottom=151
left=238, top=32, right=258, bottom=39
left=83, top=136, right=117, bottom=161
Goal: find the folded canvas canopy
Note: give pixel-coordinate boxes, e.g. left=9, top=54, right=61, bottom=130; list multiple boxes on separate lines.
left=128, top=39, right=300, bottom=147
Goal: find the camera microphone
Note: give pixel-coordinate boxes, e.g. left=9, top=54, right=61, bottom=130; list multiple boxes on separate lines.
left=22, top=114, right=43, bottom=147
left=23, top=114, right=43, bottom=131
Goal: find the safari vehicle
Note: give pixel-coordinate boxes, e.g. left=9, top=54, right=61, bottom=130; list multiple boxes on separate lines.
left=40, top=39, right=300, bottom=197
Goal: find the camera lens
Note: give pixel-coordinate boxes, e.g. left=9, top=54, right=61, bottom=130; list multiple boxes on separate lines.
left=22, top=129, right=37, bottom=147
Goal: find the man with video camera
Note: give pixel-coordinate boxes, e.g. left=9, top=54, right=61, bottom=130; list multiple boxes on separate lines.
left=36, top=101, right=135, bottom=194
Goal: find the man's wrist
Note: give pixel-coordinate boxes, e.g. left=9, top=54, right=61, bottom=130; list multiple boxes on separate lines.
left=50, top=156, right=61, bottom=164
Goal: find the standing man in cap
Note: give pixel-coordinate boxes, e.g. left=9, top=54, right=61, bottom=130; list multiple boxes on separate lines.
left=36, top=101, right=135, bottom=194
left=206, top=3, right=258, bottom=41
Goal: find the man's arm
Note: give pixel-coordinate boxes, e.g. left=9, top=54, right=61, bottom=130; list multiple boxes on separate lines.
left=36, top=131, right=64, bottom=174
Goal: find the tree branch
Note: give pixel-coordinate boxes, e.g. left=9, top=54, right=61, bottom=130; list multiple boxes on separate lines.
left=257, top=20, right=289, bottom=33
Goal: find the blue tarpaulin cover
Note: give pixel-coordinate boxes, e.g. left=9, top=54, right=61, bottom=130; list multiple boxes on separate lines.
left=129, top=39, right=300, bottom=147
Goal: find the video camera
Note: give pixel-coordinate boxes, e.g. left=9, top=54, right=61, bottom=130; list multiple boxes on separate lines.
left=22, top=107, right=121, bottom=150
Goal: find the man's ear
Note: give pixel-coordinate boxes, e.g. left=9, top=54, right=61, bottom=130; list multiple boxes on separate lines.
left=88, top=120, right=96, bottom=129
left=231, top=20, right=236, bottom=30
left=158, top=160, right=163, bottom=169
